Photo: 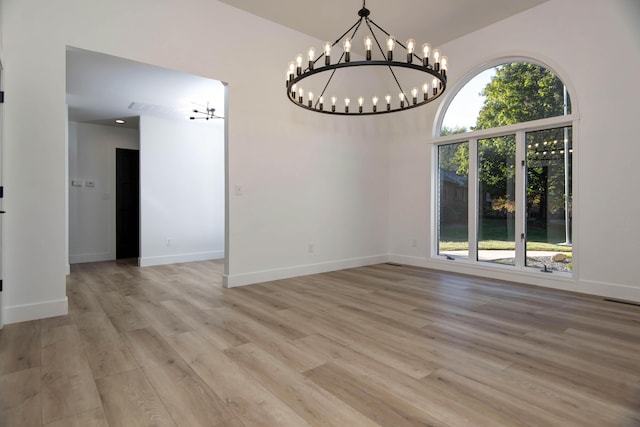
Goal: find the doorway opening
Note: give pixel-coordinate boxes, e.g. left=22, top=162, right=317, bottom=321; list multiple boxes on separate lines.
left=116, top=148, right=140, bottom=259
left=66, top=47, right=227, bottom=269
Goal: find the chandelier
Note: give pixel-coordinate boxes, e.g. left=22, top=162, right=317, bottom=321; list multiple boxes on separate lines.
left=285, top=1, right=448, bottom=116
left=189, top=102, right=223, bottom=120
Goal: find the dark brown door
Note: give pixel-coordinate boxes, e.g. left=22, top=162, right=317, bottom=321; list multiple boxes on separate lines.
left=116, top=148, right=139, bottom=259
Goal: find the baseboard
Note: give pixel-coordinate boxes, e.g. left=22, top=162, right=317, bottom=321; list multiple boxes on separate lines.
left=388, top=254, right=640, bottom=303
left=139, top=251, right=224, bottom=267
left=223, top=255, right=389, bottom=288
left=69, top=252, right=112, bottom=264
left=4, top=297, right=69, bottom=325
left=578, top=279, right=640, bottom=303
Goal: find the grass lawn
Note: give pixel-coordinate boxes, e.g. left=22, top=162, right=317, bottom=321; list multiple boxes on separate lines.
left=440, top=219, right=572, bottom=254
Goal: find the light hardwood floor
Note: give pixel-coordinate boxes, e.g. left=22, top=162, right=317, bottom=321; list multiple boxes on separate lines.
left=1, top=260, right=640, bottom=426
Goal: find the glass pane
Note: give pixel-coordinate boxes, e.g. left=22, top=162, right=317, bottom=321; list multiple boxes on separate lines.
left=478, top=135, right=516, bottom=265
left=441, top=62, right=570, bottom=136
left=438, top=142, right=469, bottom=259
left=526, top=127, right=573, bottom=272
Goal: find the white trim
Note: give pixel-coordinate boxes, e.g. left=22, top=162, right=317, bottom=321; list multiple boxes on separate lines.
left=389, top=253, right=640, bottom=303
left=432, top=114, right=576, bottom=145
left=223, top=83, right=230, bottom=280
left=69, top=252, right=112, bottom=264
left=578, top=279, right=640, bottom=303
left=139, top=250, right=224, bottom=267
left=4, top=297, right=68, bottom=325
left=223, top=255, right=389, bottom=288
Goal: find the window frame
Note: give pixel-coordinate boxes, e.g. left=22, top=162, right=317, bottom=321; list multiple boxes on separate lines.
left=431, top=60, right=578, bottom=277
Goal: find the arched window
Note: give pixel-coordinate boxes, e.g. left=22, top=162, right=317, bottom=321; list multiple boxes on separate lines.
left=434, top=60, right=575, bottom=275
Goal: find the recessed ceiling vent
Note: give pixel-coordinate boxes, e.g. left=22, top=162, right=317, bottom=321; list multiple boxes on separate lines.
left=128, top=102, right=179, bottom=116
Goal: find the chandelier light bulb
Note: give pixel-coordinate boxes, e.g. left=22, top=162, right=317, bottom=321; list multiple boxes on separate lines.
left=344, top=97, right=350, bottom=113
left=386, top=35, right=396, bottom=60
left=432, top=78, right=438, bottom=95
left=296, top=53, right=304, bottom=75
left=286, top=64, right=295, bottom=85
left=433, top=48, right=441, bottom=71
left=308, top=92, right=314, bottom=107
left=291, top=84, right=297, bottom=97
left=399, top=92, right=405, bottom=108
left=406, top=38, right=415, bottom=63
left=358, top=97, right=364, bottom=113
left=331, top=95, right=337, bottom=112
left=364, top=35, right=373, bottom=60
left=385, top=94, right=392, bottom=111
left=308, top=47, right=316, bottom=70
left=319, top=96, right=324, bottom=111
left=422, top=82, right=429, bottom=100
left=440, top=56, right=448, bottom=77
left=411, top=87, right=418, bottom=104
left=298, top=87, right=304, bottom=103
left=323, top=41, right=332, bottom=65
left=406, top=39, right=415, bottom=53
left=372, top=96, right=379, bottom=112
left=343, top=38, right=352, bottom=62
left=422, top=43, right=431, bottom=66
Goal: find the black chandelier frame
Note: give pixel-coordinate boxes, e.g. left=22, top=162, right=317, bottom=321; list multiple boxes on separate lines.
left=286, top=1, right=448, bottom=116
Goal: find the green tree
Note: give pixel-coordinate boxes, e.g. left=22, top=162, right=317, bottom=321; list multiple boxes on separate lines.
left=473, top=63, right=567, bottom=208
left=440, top=125, right=467, bottom=136
left=438, top=62, right=568, bottom=212
left=438, top=126, right=468, bottom=175
left=475, top=62, right=567, bottom=130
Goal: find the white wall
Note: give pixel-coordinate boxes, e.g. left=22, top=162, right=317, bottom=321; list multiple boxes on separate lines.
left=139, top=115, right=225, bottom=266
left=1, top=0, right=390, bottom=322
left=69, top=122, right=139, bottom=263
left=388, top=0, right=640, bottom=301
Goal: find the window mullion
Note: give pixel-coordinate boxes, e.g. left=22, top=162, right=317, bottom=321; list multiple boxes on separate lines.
left=515, top=131, right=526, bottom=269
left=469, top=137, right=478, bottom=262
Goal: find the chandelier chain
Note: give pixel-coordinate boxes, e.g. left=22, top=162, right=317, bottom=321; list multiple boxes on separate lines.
left=364, top=18, right=408, bottom=103
left=315, top=17, right=366, bottom=108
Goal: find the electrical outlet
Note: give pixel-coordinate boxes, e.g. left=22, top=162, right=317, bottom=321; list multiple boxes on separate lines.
left=166, top=239, right=172, bottom=246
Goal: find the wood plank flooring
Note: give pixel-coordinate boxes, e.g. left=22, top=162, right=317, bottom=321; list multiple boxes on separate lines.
left=1, top=260, right=640, bottom=426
